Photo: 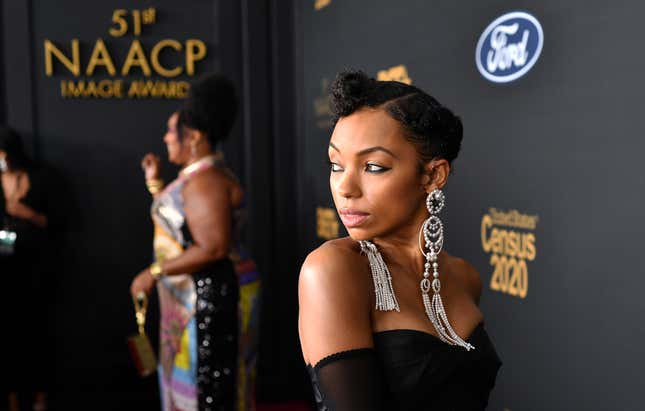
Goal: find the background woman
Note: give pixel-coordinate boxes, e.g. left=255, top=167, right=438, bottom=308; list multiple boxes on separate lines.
left=130, top=74, right=261, bottom=411
left=1, top=127, right=59, bottom=411
left=298, top=70, right=502, bottom=410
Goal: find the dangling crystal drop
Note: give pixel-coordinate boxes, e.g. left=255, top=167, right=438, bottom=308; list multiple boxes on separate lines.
left=359, top=240, right=400, bottom=312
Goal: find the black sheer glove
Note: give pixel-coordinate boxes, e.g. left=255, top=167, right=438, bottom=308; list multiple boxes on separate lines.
left=306, top=348, right=389, bottom=411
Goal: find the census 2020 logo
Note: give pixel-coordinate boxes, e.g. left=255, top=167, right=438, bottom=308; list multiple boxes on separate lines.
left=475, top=11, right=543, bottom=83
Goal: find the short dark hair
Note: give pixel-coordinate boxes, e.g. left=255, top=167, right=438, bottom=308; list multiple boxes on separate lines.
left=0, top=127, right=30, bottom=170
left=331, top=70, right=463, bottom=169
left=177, top=73, right=238, bottom=146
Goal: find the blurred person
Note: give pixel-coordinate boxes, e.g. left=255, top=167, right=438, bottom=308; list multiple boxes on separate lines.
left=130, top=74, right=261, bottom=411
left=298, top=71, right=502, bottom=410
left=1, top=127, right=58, bottom=411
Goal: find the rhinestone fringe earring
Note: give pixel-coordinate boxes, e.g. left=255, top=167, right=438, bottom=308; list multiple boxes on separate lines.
left=419, top=189, right=475, bottom=351
left=358, top=241, right=400, bottom=312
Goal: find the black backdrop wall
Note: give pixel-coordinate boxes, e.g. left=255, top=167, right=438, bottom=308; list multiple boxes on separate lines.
left=1, top=0, right=644, bottom=410
left=295, top=1, right=644, bottom=410
left=1, top=0, right=306, bottom=408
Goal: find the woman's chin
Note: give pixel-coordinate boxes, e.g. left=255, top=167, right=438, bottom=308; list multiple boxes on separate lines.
left=345, top=227, right=372, bottom=241
left=167, top=154, right=181, bottom=165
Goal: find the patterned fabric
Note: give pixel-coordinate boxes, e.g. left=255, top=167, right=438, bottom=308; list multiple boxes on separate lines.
left=151, top=154, right=261, bottom=411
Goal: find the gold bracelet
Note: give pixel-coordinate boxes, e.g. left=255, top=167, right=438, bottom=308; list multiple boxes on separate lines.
left=149, top=261, right=165, bottom=279
left=146, top=179, right=164, bottom=195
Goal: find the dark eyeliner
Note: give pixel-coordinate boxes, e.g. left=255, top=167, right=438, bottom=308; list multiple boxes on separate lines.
left=366, top=163, right=391, bottom=173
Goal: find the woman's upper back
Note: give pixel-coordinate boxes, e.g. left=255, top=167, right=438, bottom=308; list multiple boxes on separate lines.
left=151, top=154, right=243, bottom=249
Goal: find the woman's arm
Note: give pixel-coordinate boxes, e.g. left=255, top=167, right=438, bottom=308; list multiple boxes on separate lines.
left=299, top=241, right=373, bottom=365
left=299, top=241, right=388, bottom=410
left=141, top=153, right=164, bottom=198
left=131, top=169, right=233, bottom=297
left=5, top=200, right=47, bottom=228
left=161, top=169, right=232, bottom=275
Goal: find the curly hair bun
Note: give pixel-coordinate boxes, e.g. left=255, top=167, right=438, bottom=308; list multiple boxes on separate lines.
left=180, top=73, right=238, bottom=144
left=331, top=70, right=375, bottom=117
left=329, top=69, right=463, bottom=166
left=435, top=107, right=463, bottom=163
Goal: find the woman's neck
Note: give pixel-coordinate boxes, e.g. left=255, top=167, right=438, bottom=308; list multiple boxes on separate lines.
left=182, top=150, right=215, bottom=168
left=372, top=209, right=430, bottom=266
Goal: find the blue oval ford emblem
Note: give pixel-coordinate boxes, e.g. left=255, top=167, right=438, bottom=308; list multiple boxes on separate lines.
left=475, top=11, right=544, bottom=83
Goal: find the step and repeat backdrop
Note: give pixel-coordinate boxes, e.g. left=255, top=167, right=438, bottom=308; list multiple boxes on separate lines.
left=296, top=1, right=644, bottom=410
left=3, top=0, right=228, bottom=406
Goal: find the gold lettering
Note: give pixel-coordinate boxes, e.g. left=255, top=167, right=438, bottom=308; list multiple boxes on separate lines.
left=128, top=80, right=153, bottom=97
left=60, top=79, right=124, bottom=98
left=127, top=80, right=189, bottom=99
left=518, top=260, right=529, bottom=298
left=142, top=8, right=156, bottom=25
left=481, top=214, right=492, bottom=252
left=150, top=39, right=183, bottom=77
left=99, top=79, right=123, bottom=98
left=314, top=0, right=331, bottom=10
left=507, top=257, right=520, bottom=296
left=185, top=39, right=207, bottom=75
left=316, top=207, right=339, bottom=239
left=122, top=40, right=151, bottom=76
left=489, top=228, right=503, bottom=254
left=483, top=207, right=535, bottom=299
left=377, top=64, right=412, bottom=84
left=506, top=230, right=519, bottom=258
left=86, top=39, right=116, bottom=76
left=44, top=39, right=80, bottom=76
left=61, top=80, right=85, bottom=98
left=176, top=81, right=189, bottom=98
left=109, top=9, right=128, bottom=37
left=525, top=233, right=536, bottom=261
left=489, top=254, right=502, bottom=291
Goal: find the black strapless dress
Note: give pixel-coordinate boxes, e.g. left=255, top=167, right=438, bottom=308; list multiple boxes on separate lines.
left=307, top=322, right=502, bottom=410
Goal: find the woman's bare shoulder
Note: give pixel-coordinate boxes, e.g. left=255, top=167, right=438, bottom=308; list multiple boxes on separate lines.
left=183, top=167, right=242, bottom=205
left=298, top=237, right=374, bottom=364
left=444, top=252, right=483, bottom=304
left=300, top=237, right=370, bottom=292
left=182, top=167, right=227, bottom=195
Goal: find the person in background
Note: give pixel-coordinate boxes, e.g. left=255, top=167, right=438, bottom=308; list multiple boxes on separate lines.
left=1, top=127, right=59, bottom=411
left=130, top=74, right=261, bottom=411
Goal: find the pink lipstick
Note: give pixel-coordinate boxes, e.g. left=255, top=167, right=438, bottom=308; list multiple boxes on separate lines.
left=338, top=208, right=370, bottom=228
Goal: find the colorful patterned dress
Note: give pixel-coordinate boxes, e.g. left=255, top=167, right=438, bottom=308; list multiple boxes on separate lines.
left=151, top=154, right=261, bottom=411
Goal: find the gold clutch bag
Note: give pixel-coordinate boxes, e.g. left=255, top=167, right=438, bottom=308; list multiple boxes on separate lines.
left=127, top=292, right=157, bottom=377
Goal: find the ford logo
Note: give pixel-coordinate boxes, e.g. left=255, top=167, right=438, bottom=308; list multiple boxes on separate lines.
left=475, top=11, right=544, bottom=83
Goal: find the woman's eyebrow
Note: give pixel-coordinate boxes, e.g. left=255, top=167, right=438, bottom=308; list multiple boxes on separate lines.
left=357, top=146, right=397, bottom=158
left=329, top=143, right=397, bottom=159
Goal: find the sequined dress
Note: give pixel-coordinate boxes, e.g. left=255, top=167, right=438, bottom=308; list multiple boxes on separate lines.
left=151, top=154, right=261, bottom=411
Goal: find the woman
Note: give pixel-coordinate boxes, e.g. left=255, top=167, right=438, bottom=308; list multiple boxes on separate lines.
left=130, top=74, right=261, bottom=411
left=0, top=127, right=55, bottom=411
left=298, top=71, right=502, bottom=410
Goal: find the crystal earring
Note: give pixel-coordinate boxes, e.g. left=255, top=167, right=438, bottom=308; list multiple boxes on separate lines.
left=359, top=240, right=400, bottom=312
left=419, top=188, right=475, bottom=350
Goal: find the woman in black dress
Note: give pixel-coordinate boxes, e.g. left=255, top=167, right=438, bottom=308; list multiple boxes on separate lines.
left=298, top=71, right=502, bottom=410
left=0, top=127, right=57, bottom=411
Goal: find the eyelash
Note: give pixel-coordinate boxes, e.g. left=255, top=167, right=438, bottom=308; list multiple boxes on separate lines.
left=328, top=161, right=390, bottom=173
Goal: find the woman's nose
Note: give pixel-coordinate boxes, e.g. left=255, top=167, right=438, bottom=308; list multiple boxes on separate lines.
left=334, top=170, right=361, bottom=199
